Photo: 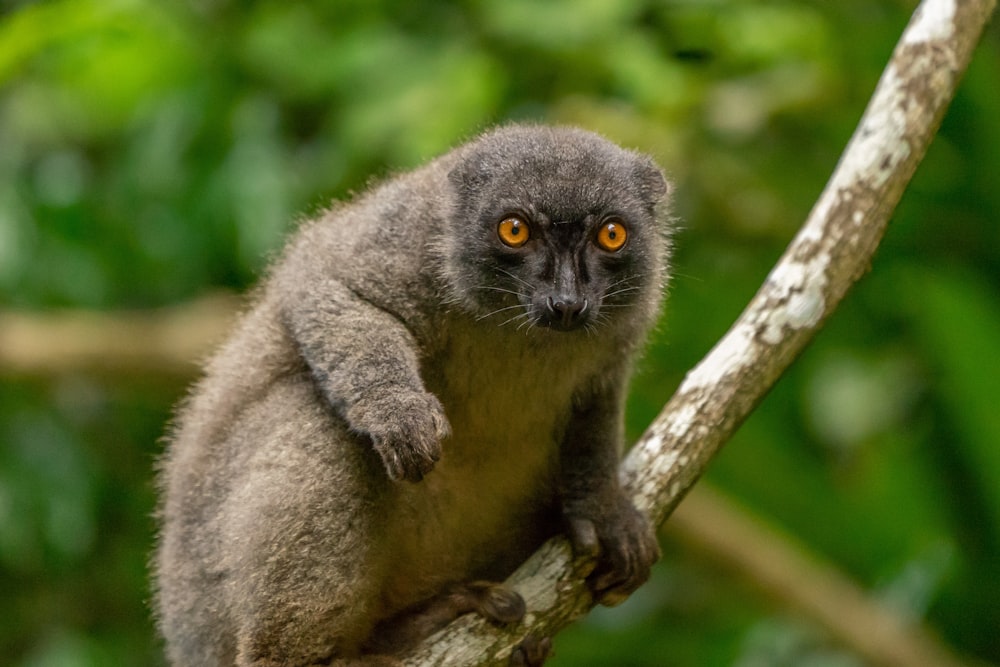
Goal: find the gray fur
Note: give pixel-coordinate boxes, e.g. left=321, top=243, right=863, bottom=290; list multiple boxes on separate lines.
left=154, top=124, right=672, bottom=666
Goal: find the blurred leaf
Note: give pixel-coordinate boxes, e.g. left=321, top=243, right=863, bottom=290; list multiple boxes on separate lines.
left=478, top=0, right=642, bottom=51
left=900, top=264, right=1000, bottom=536
left=0, top=0, right=196, bottom=141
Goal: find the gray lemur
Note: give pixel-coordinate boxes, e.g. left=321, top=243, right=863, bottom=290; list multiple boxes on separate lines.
left=154, top=124, right=671, bottom=666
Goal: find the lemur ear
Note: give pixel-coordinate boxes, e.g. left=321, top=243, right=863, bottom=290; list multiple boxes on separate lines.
left=633, top=155, right=670, bottom=205
left=448, top=152, right=491, bottom=198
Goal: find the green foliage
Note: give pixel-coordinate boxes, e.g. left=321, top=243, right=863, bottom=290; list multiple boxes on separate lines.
left=1, top=1, right=998, bottom=664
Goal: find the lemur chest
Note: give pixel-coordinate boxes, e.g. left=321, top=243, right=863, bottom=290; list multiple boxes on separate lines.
left=428, top=329, right=595, bottom=478
left=383, top=330, right=598, bottom=594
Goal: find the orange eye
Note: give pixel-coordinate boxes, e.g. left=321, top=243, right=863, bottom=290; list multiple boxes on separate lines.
left=497, top=216, right=530, bottom=248
left=596, top=219, right=628, bottom=252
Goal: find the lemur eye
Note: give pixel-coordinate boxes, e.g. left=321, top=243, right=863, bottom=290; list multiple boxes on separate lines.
left=596, top=219, right=628, bottom=252
left=497, top=216, right=530, bottom=248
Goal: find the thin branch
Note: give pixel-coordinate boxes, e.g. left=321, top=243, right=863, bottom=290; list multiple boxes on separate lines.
left=0, top=293, right=239, bottom=377
left=669, top=485, right=972, bottom=667
left=400, top=0, right=997, bottom=664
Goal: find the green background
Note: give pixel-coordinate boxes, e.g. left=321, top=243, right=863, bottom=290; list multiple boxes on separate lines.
left=1, top=0, right=998, bottom=665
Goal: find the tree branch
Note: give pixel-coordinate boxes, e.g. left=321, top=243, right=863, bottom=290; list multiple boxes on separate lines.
left=670, top=486, right=972, bottom=667
left=399, top=0, right=997, bottom=664
left=0, top=293, right=238, bottom=377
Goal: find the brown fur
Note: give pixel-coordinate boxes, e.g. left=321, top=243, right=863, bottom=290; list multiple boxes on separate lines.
left=154, top=125, right=671, bottom=665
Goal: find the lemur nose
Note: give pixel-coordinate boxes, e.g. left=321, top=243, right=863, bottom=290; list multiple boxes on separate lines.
left=546, top=296, right=589, bottom=329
